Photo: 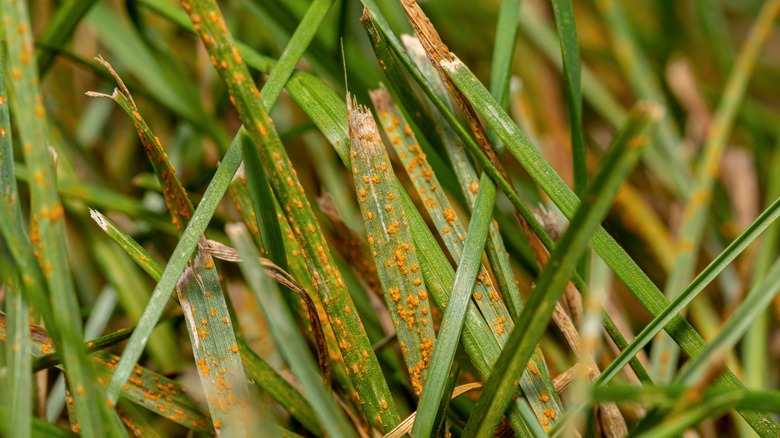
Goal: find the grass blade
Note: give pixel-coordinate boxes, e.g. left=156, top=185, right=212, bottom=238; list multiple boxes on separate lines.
left=649, top=0, right=780, bottom=383
left=180, top=0, right=399, bottom=430
left=1, top=245, right=32, bottom=438
left=410, top=41, right=527, bottom=319
left=597, top=195, right=780, bottom=385
left=1, top=2, right=124, bottom=434
left=550, top=0, right=586, bottom=198
left=228, top=224, right=355, bottom=437
left=36, top=0, right=99, bottom=75
left=349, top=97, right=437, bottom=397
left=463, top=102, right=657, bottom=436
left=439, top=41, right=780, bottom=436
left=89, top=62, right=252, bottom=433
left=674, top=256, right=780, bottom=385
left=409, top=132, right=496, bottom=437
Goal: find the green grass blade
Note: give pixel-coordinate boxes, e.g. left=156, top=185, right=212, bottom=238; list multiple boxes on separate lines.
left=649, top=0, right=780, bottom=383
left=88, top=229, right=181, bottom=372
left=180, top=0, right=399, bottom=430
left=674, top=257, right=780, bottom=385
left=597, top=195, right=780, bottom=385
left=261, top=0, right=335, bottom=105
left=1, top=2, right=125, bottom=435
left=410, top=136, right=496, bottom=437
left=0, top=313, right=213, bottom=433
left=439, top=46, right=780, bottom=436
left=2, top=246, right=32, bottom=438
left=35, top=0, right=99, bottom=75
left=90, top=64, right=252, bottom=434
left=593, top=0, right=690, bottom=197
left=402, top=36, right=526, bottom=321
left=743, top=140, right=780, bottom=415
left=229, top=224, right=354, bottom=437
left=634, top=392, right=744, bottom=438
left=463, top=102, right=657, bottom=436
left=550, top=0, right=586, bottom=197
left=0, top=405, right=77, bottom=438
left=237, top=338, right=321, bottom=435
left=349, top=98, right=437, bottom=396
left=89, top=209, right=320, bottom=433
left=592, top=385, right=780, bottom=412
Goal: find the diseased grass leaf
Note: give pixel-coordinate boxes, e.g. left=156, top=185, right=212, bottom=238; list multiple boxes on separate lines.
left=349, top=97, right=437, bottom=396
left=180, top=0, right=399, bottom=430
left=0, top=2, right=124, bottom=435
left=89, top=60, right=252, bottom=433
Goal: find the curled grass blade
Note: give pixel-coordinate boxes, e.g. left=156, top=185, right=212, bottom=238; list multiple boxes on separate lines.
left=180, top=0, right=399, bottom=430
left=1, top=2, right=124, bottom=435
left=229, top=224, right=354, bottom=437
left=649, top=0, right=780, bottom=383
left=463, top=102, right=658, bottom=436
left=439, top=43, right=780, bottom=436
left=349, top=98, right=437, bottom=397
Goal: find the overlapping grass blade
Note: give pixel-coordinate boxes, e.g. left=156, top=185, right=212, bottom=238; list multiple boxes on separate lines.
left=349, top=97, right=437, bottom=396
left=0, top=2, right=124, bottom=435
left=438, top=36, right=780, bottom=436
left=179, top=0, right=398, bottom=430
left=229, top=224, right=354, bottom=437
left=674, top=257, right=780, bottom=385
left=597, top=195, right=780, bottom=384
left=0, top=314, right=213, bottom=433
left=649, top=0, right=780, bottom=383
left=743, top=142, right=780, bottom=409
left=592, top=385, right=780, bottom=412
left=88, top=227, right=181, bottom=372
left=89, top=210, right=322, bottom=433
left=90, top=61, right=252, bottom=433
left=369, top=87, right=563, bottom=433
left=0, top=39, right=33, bottom=438
left=463, top=102, right=657, bottom=436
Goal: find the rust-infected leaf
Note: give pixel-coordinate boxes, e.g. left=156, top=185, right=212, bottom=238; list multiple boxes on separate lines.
left=349, top=96, right=437, bottom=396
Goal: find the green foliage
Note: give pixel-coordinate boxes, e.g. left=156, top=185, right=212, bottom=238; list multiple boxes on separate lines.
left=1, top=1, right=779, bottom=436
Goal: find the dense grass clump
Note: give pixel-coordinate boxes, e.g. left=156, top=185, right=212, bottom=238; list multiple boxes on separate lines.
left=1, top=0, right=780, bottom=436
